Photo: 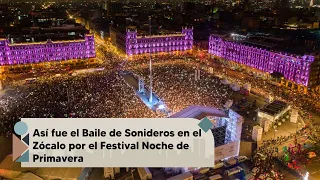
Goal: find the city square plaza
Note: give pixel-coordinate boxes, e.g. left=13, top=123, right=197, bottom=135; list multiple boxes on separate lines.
left=0, top=30, right=319, bottom=179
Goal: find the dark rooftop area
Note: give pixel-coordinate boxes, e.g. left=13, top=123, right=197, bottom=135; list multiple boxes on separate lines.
left=259, top=100, right=289, bottom=116
left=0, top=25, right=89, bottom=43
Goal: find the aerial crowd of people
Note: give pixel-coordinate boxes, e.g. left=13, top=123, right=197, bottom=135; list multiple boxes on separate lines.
left=0, top=43, right=319, bottom=180
left=130, top=62, right=232, bottom=115
left=0, top=58, right=233, bottom=137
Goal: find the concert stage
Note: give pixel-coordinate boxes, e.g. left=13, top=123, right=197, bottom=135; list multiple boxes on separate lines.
left=121, top=71, right=170, bottom=115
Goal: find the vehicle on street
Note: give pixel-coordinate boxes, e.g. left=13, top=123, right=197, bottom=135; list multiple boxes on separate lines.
left=235, top=156, right=249, bottom=163
left=209, top=174, right=222, bottom=180
left=198, top=167, right=210, bottom=174
left=213, top=160, right=224, bottom=169
left=225, top=166, right=244, bottom=176
left=24, top=78, right=36, bottom=84
left=224, top=157, right=238, bottom=167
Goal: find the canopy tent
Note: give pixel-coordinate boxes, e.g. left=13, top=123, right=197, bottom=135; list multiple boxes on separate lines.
left=207, top=67, right=214, bottom=74
left=230, top=83, right=240, bottom=91
left=214, top=74, right=223, bottom=79
left=25, top=78, right=36, bottom=81
left=243, top=83, right=251, bottom=91
left=221, top=78, right=230, bottom=85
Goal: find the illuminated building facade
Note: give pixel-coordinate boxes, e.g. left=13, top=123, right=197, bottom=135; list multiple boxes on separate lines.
left=0, top=34, right=95, bottom=65
left=111, top=27, right=193, bottom=56
left=209, top=34, right=317, bottom=87
left=126, top=27, right=193, bottom=56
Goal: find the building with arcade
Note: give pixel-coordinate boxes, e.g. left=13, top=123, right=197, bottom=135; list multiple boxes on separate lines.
left=0, top=34, right=95, bottom=65
left=208, top=33, right=320, bottom=90
left=110, top=26, right=193, bottom=56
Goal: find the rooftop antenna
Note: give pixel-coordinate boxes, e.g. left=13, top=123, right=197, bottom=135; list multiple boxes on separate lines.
left=148, top=16, right=153, bottom=103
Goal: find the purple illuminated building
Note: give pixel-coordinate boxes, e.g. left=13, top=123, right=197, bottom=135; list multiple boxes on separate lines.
left=0, top=34, right=95, bottom=65
left=111, top=27, right=193, bottom=56
left=209, top=34, right=316, bottom=86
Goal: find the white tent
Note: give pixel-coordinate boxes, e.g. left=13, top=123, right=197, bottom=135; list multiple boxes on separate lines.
left=94, top=67, right=105, bottom=71
left=208, top=67, right=214, bottom=74
left=221, top=78, right=230, bottom=85
left=214, top=74, right=223, bottom=79
left=243, top=83, right=251, bottom=91
left=230, top=83, right=240, bottom=91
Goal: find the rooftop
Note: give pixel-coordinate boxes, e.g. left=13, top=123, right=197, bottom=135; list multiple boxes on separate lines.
left=211, top=31, right=318, bottom=55
left=1, top=25, right=89, bottom=43
left=8, top=39, right=86, bottom=46
left=170, top=105, right=227, bottom=120
left=259, top=100, right=289, bottom=116
left=137, top=34, right=185, bottom=39
left=2, top=34, right=94, bottom=46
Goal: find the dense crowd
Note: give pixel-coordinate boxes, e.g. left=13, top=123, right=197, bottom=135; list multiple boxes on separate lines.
left=252, top=146, right=285, bottom=180
left=130, top=62, right=233, bottom=115
left=0, top=61, right=233, bottom=137
left=258, top=127, right=309, bottom=153
left=0, top=71, right=157, bottom=137
left=0, top=43, right=318, bottom=180
left=211, top=61, right=320, bottom=115
left=243, top=75, right=320, bottom=114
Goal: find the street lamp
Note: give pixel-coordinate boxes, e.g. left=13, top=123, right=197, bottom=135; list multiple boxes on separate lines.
left=296, top=122, right=301, bottom=133
left=274, top=129, right=278, bottom=139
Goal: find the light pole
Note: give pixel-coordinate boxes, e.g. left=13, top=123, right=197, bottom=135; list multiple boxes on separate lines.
left=148, top=16, right=153, bottom=103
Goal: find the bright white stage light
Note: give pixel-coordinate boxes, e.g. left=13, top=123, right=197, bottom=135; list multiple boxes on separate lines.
left=158, top=104, right=165, bottom=109
left=304, top=172, right=309, bottom=180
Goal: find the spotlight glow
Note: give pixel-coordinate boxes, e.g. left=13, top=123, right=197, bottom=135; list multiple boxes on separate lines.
left=304, top=172, right=309, bottom=180
left=157, top=104, right=165, bottom=109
